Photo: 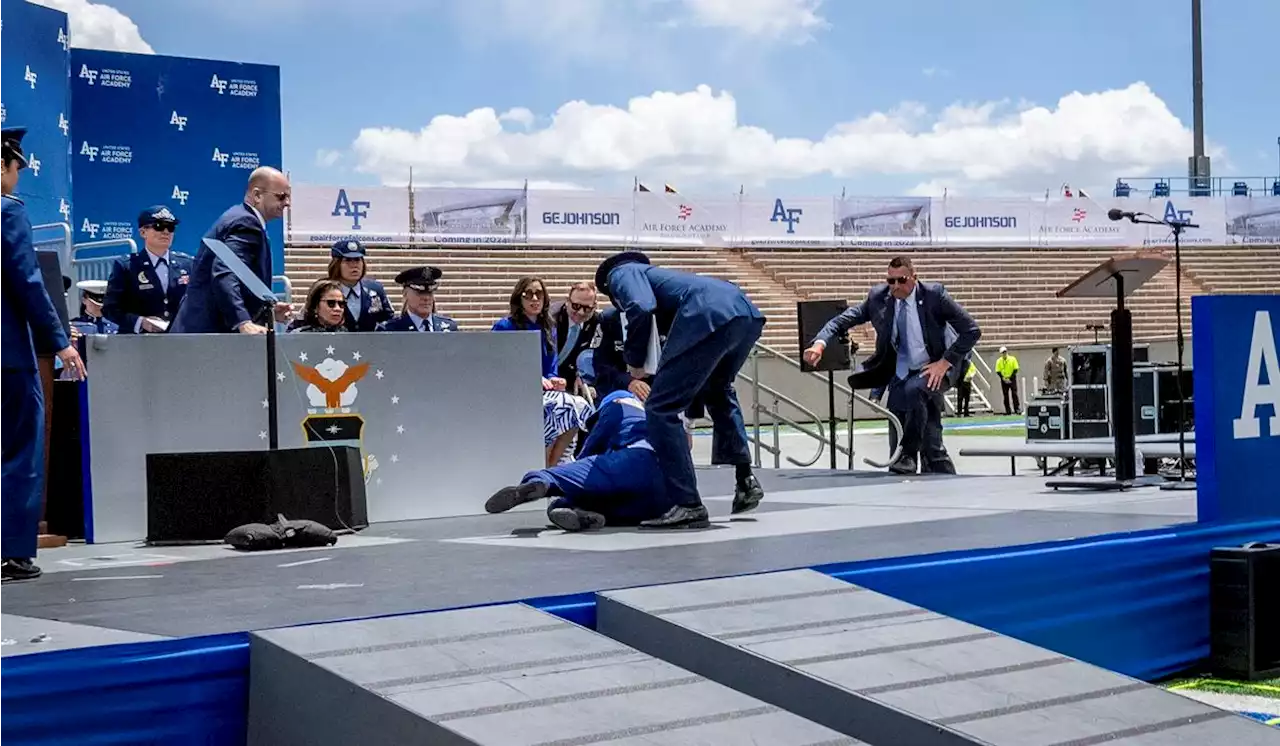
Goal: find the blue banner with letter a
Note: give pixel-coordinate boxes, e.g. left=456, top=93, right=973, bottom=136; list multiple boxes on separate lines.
left=70, top=49, right=283, bottom=272
left=1193, top=293, right=1280, bottom=523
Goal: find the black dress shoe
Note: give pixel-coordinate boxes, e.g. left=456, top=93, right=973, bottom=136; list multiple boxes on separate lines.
left=1, top=558, right=43, bottom=581
left=888, top=456, right=917, bottom=475
left=640, top=504, right=711, bottom=529
left=485, top=481, right=550, bottom=514
left=548, top=507, right=606, bottom=532
left=732, top=475, right=764, bottom=514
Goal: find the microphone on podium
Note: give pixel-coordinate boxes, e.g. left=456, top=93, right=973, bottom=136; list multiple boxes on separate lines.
left=1107, top=208, right=1138, bottom=222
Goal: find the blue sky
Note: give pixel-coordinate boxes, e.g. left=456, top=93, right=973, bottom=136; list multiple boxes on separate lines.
left=41, top=0, right=1280, bottom=197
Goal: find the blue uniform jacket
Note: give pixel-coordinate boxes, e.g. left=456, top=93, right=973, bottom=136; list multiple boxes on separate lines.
left=170, top=202, right=273, bottom=333
left=492, top=316, right=557, bottom=377
left=811, top=280, right=981, bottom=391
left=592, top=307, right=666, bottom=397
left=578, top=390, right=649, bottom=457
left=2, top=195, right=68, bottom=370
left=343, top=278, right=393, bottom=332
left=71, top=313, right=119, bottom=336
left=604, top=263, right=763, bottom=370
left=102, top=250, right=193, bottom=333
left=376, top=312, right=458, bottom=332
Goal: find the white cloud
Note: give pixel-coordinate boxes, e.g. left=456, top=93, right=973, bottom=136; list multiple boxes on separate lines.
left=348, top=81, right=1207, bottom=196
left=30, top=0, right=154, bottom=54
left=315, top=149, right=343, bottom=168
left=673, top=0, right=828, bottom=40
left=450, top=0, right=826, bottom=59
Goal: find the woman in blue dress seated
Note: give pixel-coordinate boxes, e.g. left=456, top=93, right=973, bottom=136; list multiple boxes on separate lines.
left=492, top=276, right=593, bottom=466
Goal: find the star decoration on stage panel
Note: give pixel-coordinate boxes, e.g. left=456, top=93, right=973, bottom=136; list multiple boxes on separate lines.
left=267, top=340, right=408, bottom=488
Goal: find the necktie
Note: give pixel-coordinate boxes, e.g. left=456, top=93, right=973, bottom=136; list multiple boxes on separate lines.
left=558, top=324, right=580, bottom=366
left=156, top=257, right=169, bottom=291
left=895, top=298, right=911, bottom=379
left=347, top=288, right=361, bottom=320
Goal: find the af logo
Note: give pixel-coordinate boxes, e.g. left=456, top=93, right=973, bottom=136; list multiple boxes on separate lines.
left=24, top=65, right=37, bottom=89
left=58, top=199, right=70, bottom=221
left=78, top=64, right=98, bottom=85
left=1233, top=310, right=1280, bottom=440
left=770, top=198, right=803, bottom=234
left=332, top=189, right=370, bottom=230
left=170, top=111, right=187, bottom=131
left=58, top=112, right=69, bottom=137
left=209, top=74, right=228, bottom=94
left=288, top=346, right=394, bottom=485
left=1163, top=200, right=1193, bottom=223
left=172, top=185, right=189, bottom=205
left=26, top=153, right=41, bottom=177
left=57, top=27, right=68, bottom=51
left=81, top=218, right=99, bottom=239
left=79, top=141, right=99, bottom=161
left=211, top=147, right=229, bottom=167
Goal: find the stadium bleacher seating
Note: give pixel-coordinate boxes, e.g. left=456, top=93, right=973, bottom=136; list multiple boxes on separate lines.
left=284, top=244, right=1271, bottom=356
left=283, top=247, right=802, bottom=351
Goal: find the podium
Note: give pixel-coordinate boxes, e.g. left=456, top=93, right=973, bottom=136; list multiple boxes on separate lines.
left=1046, top=252, right=1169, bottom=491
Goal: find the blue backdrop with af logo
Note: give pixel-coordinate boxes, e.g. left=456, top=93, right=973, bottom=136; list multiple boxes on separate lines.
left=0, top=0, right=73, bottom=230
left=69, top=49, right=283, bottom=273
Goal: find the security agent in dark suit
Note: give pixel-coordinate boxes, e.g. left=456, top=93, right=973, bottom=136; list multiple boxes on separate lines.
left=2, top=126, right=85, bottom=582
left=549, top=282, right=603, bottom=396
left=328, top=239, right=392, bottom=332
left=376, top=266, right=459, bottom=332
left=804, top=255, right=980, bottom=475
left=169, top=167, right=294, bottom=334
left=102, top=205, right=192, bottom=333
left=595, top=250, right=766, bottom=529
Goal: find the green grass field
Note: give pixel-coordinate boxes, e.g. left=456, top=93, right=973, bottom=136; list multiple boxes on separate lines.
left=1161, top=676, right=1280, bottom=700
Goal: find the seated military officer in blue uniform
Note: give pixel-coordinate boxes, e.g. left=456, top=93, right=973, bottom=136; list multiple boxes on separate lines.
left=327, top=239, right=392, bottom=332
left=484, top=389, right=676, bottom=532
left=595, top=251, right=766, bottom=529
left=376, top=266, right=458, bottom=332
left=3, top=125, right=85, bottom=581
left=69, top=279, right=119, bottom=336
left=102, top=205, right=192, bottom=333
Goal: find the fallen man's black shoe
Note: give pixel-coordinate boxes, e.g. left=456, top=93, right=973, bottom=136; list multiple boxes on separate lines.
left=485, top=481, right=550, bottom=513
left=548, top=507, right=606, bottom=532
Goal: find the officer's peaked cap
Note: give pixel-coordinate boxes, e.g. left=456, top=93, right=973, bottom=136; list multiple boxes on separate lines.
left=138, top=205, right=179, bottom=227
left=395, top=266, right=442, bottom=293
left=77, top=279, right=108, bottom=298
left=594, top=251, right=650, bottom=296
left=2, top=126, right=28, bottom=166
left=331, top=239, right=366, bottom=259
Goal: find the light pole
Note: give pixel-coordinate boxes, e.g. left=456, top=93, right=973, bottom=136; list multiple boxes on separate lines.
left=1188, top=0, right=1210, bottom=193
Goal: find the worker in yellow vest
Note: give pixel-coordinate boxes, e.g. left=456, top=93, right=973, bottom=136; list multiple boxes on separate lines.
left=956, top=360, right=977, bottom=416
left=995, top=346, right=1020, bottom=414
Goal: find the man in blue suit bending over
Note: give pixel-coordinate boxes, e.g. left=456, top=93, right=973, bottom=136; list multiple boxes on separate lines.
left=484, top=389, right=676, bottom=531
left=594, top=250, right=766, bottom=529
left=2, top=126, right=85, bottom=581
left=170, top=167, right=294, bottom=334
left=804, top=255, right=980, bottom=475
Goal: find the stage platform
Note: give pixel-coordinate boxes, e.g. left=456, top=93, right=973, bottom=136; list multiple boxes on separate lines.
left=2, top=468, right=1198, bottom=653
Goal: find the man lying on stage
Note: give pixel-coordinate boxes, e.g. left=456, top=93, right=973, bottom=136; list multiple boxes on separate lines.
left=484, top=389, right=683, bottom=532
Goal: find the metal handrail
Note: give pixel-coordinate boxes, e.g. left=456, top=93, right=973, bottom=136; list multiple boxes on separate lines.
left=73, top=238, right=138, bottom=257
left=741, top=353, right=827, bottom=468
left=750, top=341, right=905, bottom=469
